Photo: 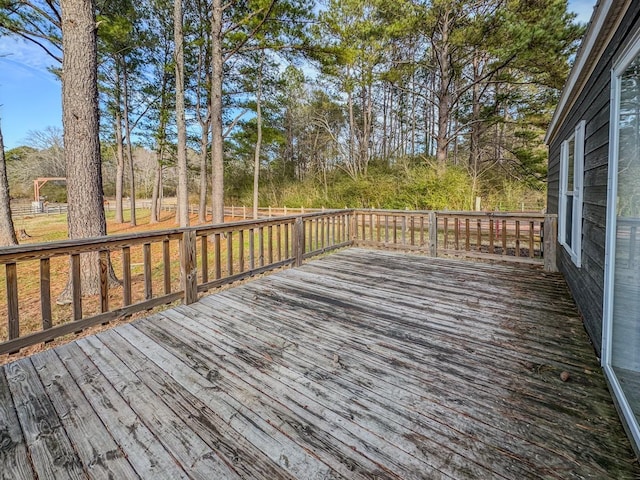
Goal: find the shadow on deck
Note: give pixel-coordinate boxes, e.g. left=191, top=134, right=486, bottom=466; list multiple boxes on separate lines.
left=1, top=248, right=638, bottom=479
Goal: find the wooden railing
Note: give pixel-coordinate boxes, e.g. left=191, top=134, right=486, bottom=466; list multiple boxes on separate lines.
left=352, top=209, right=557, bottom=269
left=0, top=210, right=351, bottom=355
left=0, top=208, right=557, bottom=355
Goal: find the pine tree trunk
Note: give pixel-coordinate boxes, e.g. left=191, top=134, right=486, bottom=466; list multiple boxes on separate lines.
left=253, top=57, right=263, bottom=220
left=0, top=123, right=17, bottom=246
left=150, top=159, right=162, bottom=224
left=175, top=0, right=189, bottom=227
left=114, top=113, right=125, bottom=224
left=198, top=125, right=209, bottom=223
left=58, top=0, right=118, bottom=304
left=122, top=63, right=136, bottom=226
left=210, top=0, right=224, bottom=225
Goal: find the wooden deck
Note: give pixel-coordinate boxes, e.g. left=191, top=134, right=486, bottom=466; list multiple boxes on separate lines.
left=1, top=248, right=638, bottom=479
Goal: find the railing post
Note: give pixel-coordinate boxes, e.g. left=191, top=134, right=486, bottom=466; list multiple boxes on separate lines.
left=292, top=216, right=304, bottom=267
left=181, top=230, right=198, bottom=304
left=543, top=215, right=558, bottom=272
left=429, top=211, right=437, bottom=257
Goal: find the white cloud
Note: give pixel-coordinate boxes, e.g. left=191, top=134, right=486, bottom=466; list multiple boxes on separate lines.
left=0, top=36, right=57, bottom=74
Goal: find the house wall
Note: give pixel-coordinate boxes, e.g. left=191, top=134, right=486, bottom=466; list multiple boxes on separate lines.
left=548, top=4, right=640, bottom=356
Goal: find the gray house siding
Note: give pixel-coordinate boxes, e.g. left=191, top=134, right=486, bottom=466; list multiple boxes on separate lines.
left=547, top=4, right=640, bottom=356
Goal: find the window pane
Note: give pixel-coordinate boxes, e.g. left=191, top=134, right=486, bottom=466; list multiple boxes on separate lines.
left=567, top=138, right=575, bottom=191
left=611, top=53, right=640, bottom=425
left=565, top=194, right=573, bottom=248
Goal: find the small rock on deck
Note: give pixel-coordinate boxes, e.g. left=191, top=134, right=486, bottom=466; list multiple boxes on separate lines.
left=1, top=248, right=638, bottom=479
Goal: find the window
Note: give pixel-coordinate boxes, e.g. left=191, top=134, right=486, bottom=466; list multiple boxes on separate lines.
left=559, top=120, right=585, bottom=267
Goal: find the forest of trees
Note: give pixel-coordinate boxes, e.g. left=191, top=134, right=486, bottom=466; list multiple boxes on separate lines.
left=0, top=0, right=584, bottom=227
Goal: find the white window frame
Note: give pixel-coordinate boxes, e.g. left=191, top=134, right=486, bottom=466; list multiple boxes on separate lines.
left=558, top=120, right=585, bottom=267
left=602, top=29, right=640, bottom=453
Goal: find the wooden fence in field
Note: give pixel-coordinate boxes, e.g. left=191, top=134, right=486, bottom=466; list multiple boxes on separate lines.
left=0, top=209, right=557, bottom=355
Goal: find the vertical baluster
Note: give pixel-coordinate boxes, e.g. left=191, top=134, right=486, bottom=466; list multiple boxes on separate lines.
left=276, top=224, right=282, bottom=261
left=6, top=263, right=19, bottom=339
left=401, top=216, right=406, bottom=245
left=361, top=213, right=366, bottom=240
left=515, top=221, right=521, bottom=257
left=71, top=254, right=82, bottom=320
left=143, top=243, right=152, bottom=300
left=454, top=219, right=460, bottom=250
left=163, top=240, right=171, bottom=294
left=476, top=219, right=482, bottom=251
left=385, top=215, right=389, bottom=243
left=326, top=216, right=331, bottom=247
left=420, top=216, right=425, bottom=246
left=315, top=218, right=319, bottom=251
left=376, top=214, right=381, bottom=243
left=489, top=220, right=495, bottom=254
left=227, top=231, right=234, bottom=275
left=444, top=217, right=449, bottom=249
left=239, top=230, right=245, bottom=272
left=529, top=220, right=535, bottom=258
left=369, top=213, right=374, bottom=241
left=465, top=219, right=470, bottom=251
left=259, top=227, right=265, bottom=266
left=122, top=247, right=131, bottom=306
left=284, top=223, right=289, bottom=259
left=249, top=228, right=255, bottom=270
left=393, top=216, right=398, bottom=244
left=40, top=258, right=52, bottom=332
left=99, top=250, right=109, bottom=313
left=502, top=220, right=507, bottom=255
left=214, top=233, right=222, bottom=279
left=200, top=236, right=208, bottom=284
left=268, top=225, right=273, bottom=264
left=410, top=216, right=415, bottom=246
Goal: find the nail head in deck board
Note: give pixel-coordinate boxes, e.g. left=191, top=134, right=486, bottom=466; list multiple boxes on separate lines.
left=4, top=359, right=85, bottom=479
left=30, top=350, right=138, bottom=479
left=0, top=369, right=33, bottom=480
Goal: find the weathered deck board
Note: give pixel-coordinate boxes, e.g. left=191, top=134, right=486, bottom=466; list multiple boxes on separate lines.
left=1, top=248, right=639, bottom=479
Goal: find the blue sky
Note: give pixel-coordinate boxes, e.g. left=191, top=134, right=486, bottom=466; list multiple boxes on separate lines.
left=0, top=0, right=598, bottom=150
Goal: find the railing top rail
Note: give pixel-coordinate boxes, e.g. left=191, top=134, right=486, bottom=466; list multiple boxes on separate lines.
left=0, top=209, right=354, bottom=265
left=353, top=208, right=550, bottom=219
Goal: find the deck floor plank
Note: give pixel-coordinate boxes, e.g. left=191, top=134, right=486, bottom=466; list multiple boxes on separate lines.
left=255, top=269, right=612, bottom=402
left=128, top=316, right=418, bottom=479
left=30, top=349, right=139, bottom=479
left=154, top=302, right=535, bottom=480
left=100, top=324, right=347, bottom=480
left=77, top=335, right=242, bottom=480
left=2, top=248, right=639, bottom=479
left=190, top=292, right=597, bottom=478
left=0, top=367, right=34, bottom=480
left=97, top=327, right=313, bottom=480
left=4, top=358, right=85, bottom=479
left=213, top=279, right=609, bottom=440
